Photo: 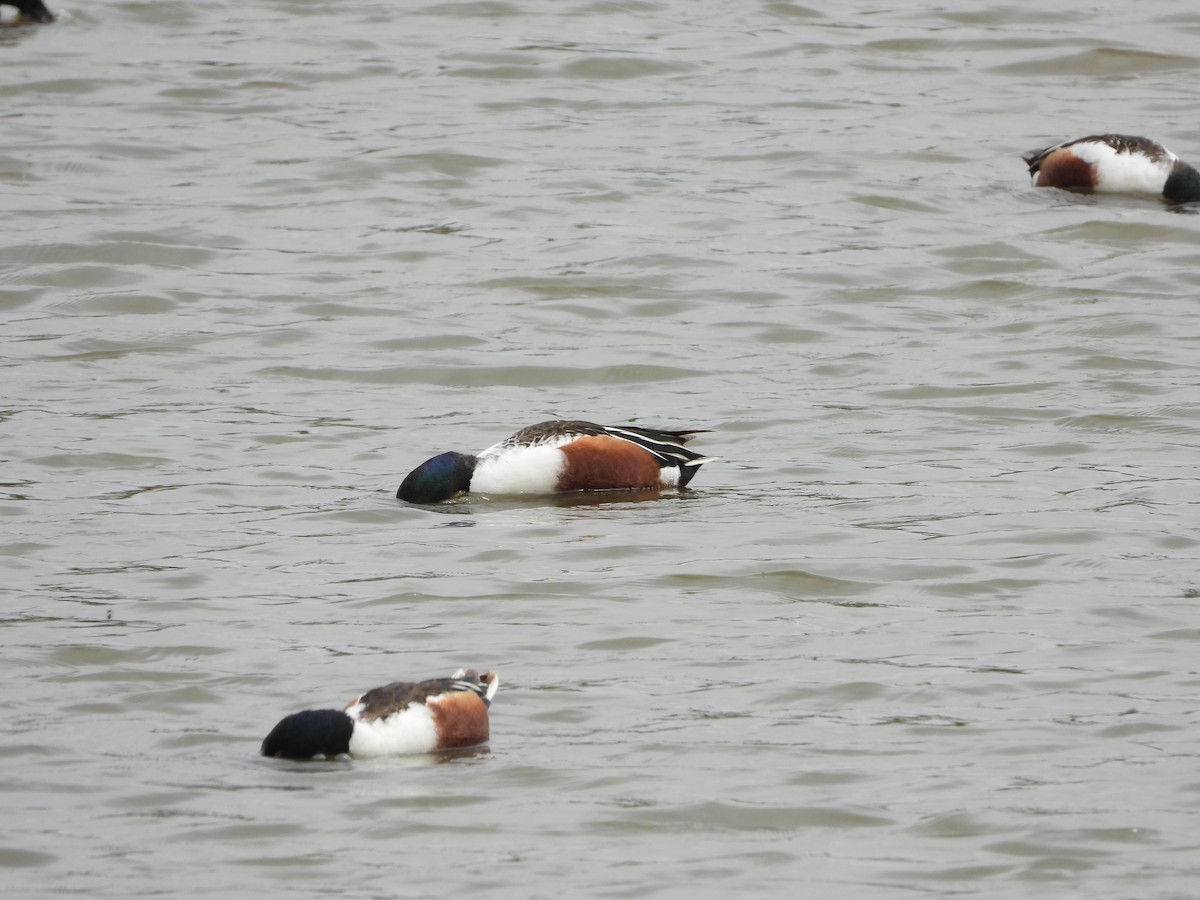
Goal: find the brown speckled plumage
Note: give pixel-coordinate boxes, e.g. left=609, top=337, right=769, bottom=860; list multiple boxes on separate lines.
left=347, top=669, right=497, bottom=722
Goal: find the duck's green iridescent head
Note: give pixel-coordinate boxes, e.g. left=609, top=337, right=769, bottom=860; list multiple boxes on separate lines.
left=396, top=452, right=477, bottom=503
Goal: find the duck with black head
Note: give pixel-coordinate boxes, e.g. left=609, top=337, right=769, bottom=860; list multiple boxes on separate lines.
left=397, top=419, right=716, bottom=503
left=1024, top=134, right=1200, bottom=205
left=261, top=669, right=499, bottom=760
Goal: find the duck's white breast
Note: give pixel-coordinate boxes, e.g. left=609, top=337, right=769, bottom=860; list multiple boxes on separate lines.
left=346, top=702, right=439, bottom=757
left=471, top=444, right=565, bottom=494
left=1074, top=141, right=1174, bottom=194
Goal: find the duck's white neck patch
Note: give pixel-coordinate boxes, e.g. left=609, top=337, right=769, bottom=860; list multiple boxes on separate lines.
left=346, top=702, right=438, bottom=757
left=471, top=444, right=565, bottom=495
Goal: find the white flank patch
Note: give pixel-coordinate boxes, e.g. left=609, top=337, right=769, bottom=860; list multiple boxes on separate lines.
left=1071, top=141, right=1174, bottom=194
left=658, top=466, right=680, bottom=487
left=346, top=702, right=438, bottom=757
left=471, top=444, right=565, bottom=495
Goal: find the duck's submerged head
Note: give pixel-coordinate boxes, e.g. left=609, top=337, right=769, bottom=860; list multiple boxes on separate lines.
left=396, top=451, right=477, bottom=503
left=1164, top=158, right=1200, bottom=204
left=260, top=708, right=354, bottom=760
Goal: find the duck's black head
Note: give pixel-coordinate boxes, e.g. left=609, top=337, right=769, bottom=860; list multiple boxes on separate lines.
left=1164, top=159, right=1200, bottom=204
left=261, top=708, right=353, bottom=760
left=6, top=0, right=55, bottom=22
left=396, top=451, right=477, bottom=503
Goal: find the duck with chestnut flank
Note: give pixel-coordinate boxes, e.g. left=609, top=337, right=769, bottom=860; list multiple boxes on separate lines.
left=397, top=420, right=716, bottom=503
left=261, top=669, right=498, bottom=759
left=1023, top=134, right=1200, bottom=204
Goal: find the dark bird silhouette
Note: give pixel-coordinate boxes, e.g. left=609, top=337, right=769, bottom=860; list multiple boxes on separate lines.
left=3, top=0, right=55, bottom=23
